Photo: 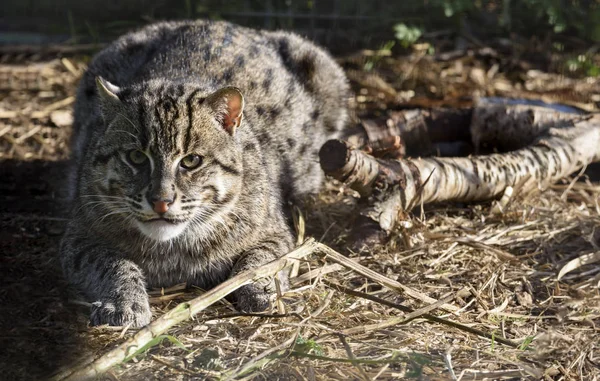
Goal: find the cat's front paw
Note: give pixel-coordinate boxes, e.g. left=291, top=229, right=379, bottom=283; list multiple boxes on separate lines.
left=234, top=283, right=272, bottom=312
left=90, top=295, right=152, bottom=328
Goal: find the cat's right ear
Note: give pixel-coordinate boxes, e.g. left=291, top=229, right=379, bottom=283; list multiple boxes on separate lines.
left=95, top=76, right=122, bottom=117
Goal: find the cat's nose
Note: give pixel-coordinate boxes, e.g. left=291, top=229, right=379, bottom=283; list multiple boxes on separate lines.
left=152, top=199, right=173, bottom=214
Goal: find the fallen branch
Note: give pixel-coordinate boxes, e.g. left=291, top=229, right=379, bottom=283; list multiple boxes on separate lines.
left=470, top=99, right=587, bottom=153
left=51, top=238, right=320, bottom=381
left=321, top=112, right=600, bottom=249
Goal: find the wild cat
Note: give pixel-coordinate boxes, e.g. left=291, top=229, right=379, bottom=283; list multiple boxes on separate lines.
left=60, top=20, right=349, bottom=327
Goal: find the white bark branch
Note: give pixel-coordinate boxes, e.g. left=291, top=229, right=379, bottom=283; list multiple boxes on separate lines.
left=321, top=113, right=600, bottom=233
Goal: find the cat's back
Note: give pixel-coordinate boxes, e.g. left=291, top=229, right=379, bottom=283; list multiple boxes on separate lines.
left=87, top=21, right=269, bottom=84
left=82, top=20, right=345, bottom=98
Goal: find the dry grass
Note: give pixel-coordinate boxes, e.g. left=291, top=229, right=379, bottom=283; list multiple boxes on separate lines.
left=0, top=48, right=599, bottom=381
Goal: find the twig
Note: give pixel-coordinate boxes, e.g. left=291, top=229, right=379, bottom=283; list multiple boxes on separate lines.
left=148, top=292, right=186, bottom=304
left=205, top=312, right=303, bottom=320
left=61, top=57, right=80, bottom=77
left=338, top=334, right=370, bottom=381
left=51, top=238, right=320, bottom=381
left=290, top=263, right=344, bottom=287
left=456, top=368, right=529, bottom=380
left=289, top=351, right=427, bottom=365
left=316, top=244, right=460, bottom=313
left=31, top=96, right=75, bottom=119
left=0, top=43, right=106, bottom=55
left=454, top=238, right=520, bottom=263
left=310, top=290, right=335, bottom=318
left=340, top=290, right=459, bottom=335
left=149, top=355, right=198, bottom=377
left=223, top=333, right=298, bottom=380
left=0, top=111, right=18, bottom=119
left=324, top=281, right=520, bottom=348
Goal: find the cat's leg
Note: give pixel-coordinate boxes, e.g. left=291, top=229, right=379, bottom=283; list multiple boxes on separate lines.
left=231, top=232, right=293, bottom=312
left=60, top=226, right=152, bottom=327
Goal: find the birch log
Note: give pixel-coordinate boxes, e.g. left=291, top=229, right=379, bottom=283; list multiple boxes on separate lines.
left=320, top=113, right=600, bottom=249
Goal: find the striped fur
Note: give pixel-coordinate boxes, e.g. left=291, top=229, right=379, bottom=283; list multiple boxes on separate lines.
left=61, top=20, right=349, bottom=327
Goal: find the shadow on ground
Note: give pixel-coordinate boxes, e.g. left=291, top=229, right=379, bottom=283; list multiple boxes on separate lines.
left=0, top=160, right=88, bottom=381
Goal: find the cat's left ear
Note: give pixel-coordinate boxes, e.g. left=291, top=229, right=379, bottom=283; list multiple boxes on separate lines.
left=206, top=87, right=244, bottom=136
left=95, top=76, right=122, bottom=118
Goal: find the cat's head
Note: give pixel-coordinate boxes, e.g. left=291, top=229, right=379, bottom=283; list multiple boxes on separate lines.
left=83, top=77, right=245, bottom=242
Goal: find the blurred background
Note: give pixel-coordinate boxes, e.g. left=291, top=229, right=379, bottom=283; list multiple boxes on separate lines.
left=3, top=0, right=600, bottom=57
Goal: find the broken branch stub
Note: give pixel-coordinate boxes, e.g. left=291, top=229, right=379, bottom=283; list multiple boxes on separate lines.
left=319, top=139, right=380, bottom=197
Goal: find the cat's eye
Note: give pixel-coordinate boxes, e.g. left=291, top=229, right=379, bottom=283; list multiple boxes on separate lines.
left=128, top=150, right=148, bottom=165
left=180, top=154, right=202, bottom=170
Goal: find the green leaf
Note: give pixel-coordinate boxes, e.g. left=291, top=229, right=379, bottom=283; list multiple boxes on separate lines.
left=587, top=65, right=600, bottom=78
left=394, top=23, right=423, bottom=48
left=124, top=334, right=189, bottom=363
left=294, top=336, right=324, bottom=356
left=518, top=336, right=535, bottom=351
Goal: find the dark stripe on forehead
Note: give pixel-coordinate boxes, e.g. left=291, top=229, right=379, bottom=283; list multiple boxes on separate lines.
left=214, top=159, right=240, bottom=176
left=154, top=104, right=166, bottom=140
left=167, top=83, right=185, bottom=98
left=155, top=83, right=166, bottom=98
left=171, top=102, right=180, bottom=150
left=177, top=84, right=185, bottom=97
left=154, top=96, right=181, bottom=151
left=137, top=102, right=150, bottom=149
left=184, top=89, right=203, bottom=152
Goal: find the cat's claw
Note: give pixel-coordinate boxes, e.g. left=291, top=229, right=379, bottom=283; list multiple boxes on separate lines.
left=90, top=297, right=152, bottom=328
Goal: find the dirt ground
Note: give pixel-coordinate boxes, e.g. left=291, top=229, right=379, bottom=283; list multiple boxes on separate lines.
left=1, top=42, right=599, bottom=381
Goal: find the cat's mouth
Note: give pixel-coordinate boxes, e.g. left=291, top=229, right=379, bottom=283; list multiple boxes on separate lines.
left=145, top=217, right=186, bottom=224
left=136, top=217, right=189, bottom=241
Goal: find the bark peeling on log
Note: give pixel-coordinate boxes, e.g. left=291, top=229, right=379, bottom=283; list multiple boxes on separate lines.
left=321, top=107, right=600, bottom=252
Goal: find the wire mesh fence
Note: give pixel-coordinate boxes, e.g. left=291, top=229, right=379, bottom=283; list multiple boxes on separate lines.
left=2, top=0, right=599, bottom=53
left=2, top=0, right=414, bottom=51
